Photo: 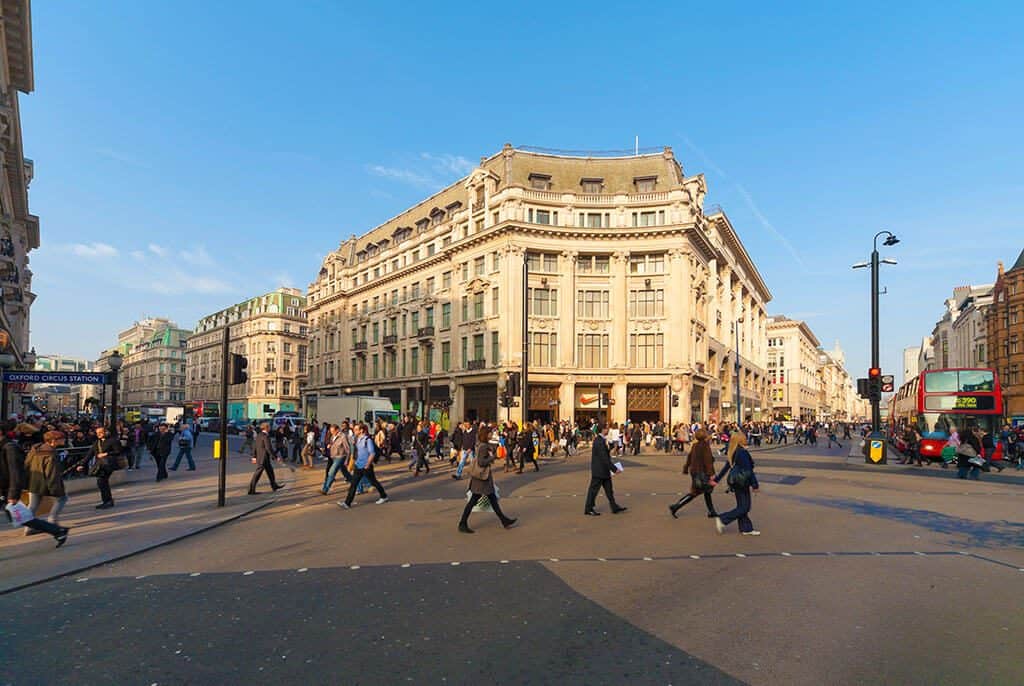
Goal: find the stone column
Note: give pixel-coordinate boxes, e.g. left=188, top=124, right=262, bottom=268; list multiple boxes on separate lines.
left=400, top=387, right=408, bottom=415
left=559, top=250, right=577, bottom=367
left=609, top=251, right=629, bottom=370
left=611, top=378, right=627, bottom=425
left=559, top=378, right=576, bottom=424
left=666, top=248, right=688, bottom=368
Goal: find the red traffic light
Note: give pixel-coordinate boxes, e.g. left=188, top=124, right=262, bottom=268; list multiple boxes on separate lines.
left=868, top=367, right=881, bottom=378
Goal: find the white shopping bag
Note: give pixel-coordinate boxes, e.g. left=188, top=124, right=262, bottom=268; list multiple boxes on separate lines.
left=466, top=484, right=499, bottom=512
left=5, top=501, right=35, bottom=528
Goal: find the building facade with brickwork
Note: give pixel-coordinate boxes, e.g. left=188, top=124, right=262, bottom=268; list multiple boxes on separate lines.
left=305, top=145, right=772, bottom=426
left=186, top=288, right=309, bottom=421
left=987, top=250, right=1024, bottom=420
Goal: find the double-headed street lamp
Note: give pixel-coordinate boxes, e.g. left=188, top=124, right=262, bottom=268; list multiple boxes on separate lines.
left=853, top=230, right=900, bottom=463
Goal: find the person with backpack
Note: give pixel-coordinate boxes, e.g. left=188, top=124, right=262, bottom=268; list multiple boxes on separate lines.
left=338, top=422, right=388, bottom=509
left=713, top=431, right=760, bottom=536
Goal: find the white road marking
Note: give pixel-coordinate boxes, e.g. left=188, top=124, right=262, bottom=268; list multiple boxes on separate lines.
left=350, top=565, right=360, bottom=570
left=243, top=571, right=254, bottom=575
left=689, top=555, right=700, bottom=560
left=297, top=568, right=308, bottom=573
left=549, top=558, right=559, bottom=562
left=499, top=560, right=509, bottom=564
left=189, top=572, right=201, bottom=577
left=780, top=552, right=792, bottom=557
left=643, top=557, right=653, bottom=561
left=75, top=577, right=88, bottom=582
left=135, top=575, right=147, bottom=579
left=451, top=562, right=460, bottom=566
left=597, top=557, right=607, bottom=562
left=401, top=563, right=411, bottom=568
left=736, top=554, right=747, bottom=558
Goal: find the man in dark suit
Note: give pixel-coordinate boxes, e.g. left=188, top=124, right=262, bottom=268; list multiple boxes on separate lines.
left=248, top=422, right=283, bottom=494
left=584, top=424, right=627, bottom=516
left=152, top=423, right=173, bottom=482
left=87, top=426, right=123, bottom=509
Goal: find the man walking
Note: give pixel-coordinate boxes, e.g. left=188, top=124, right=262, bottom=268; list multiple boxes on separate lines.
left=454, top=421, right=477, bottom=480
left=322, top=423, right=352, bottom=495
left=152, top=423, right=173, bottom=481
left=338, top=423, right=388, bottom=509
left=1, top=421, right=70, bottom=548
left=87, top=426, right=122, bottom=509
left=584, top=424, right=626, bottom=516
left=248, top=422, right=283, bottom=494
left=169, top=423, right=195, bottom=471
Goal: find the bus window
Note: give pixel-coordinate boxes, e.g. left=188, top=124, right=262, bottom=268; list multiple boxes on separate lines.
left=924, top=372, right=958, bottom=393
left=958, top=370, right=993, bottom=392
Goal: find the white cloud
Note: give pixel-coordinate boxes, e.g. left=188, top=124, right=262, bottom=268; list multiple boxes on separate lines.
left=148, top=269, right=236, bottom=296
left=420, top=152, right=475, bottom=176
left=148, top=243, right=168, bottom=257
left=129, top=250, right=146, bottom=260
left=69, top=242, right=119, bottom=258
left=367, top=164, right=438, bottom=189
left=180, top=245, right=214, bottom=266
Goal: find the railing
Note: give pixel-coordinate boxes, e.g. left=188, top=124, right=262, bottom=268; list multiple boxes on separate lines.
left=382, top=334, right=398, bottom=346
left=417, top=326, right=435, bottom=339
left=353, top=341, right=367, bottom=352
left=325, top=377, right=334, bottom=384
left=466, top=359, right=486, bottom=371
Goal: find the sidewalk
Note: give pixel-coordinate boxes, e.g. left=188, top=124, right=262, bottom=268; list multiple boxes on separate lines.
left=0, top=436, right=287, bottom=594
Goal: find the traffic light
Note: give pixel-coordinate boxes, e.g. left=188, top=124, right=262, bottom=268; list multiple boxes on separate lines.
left=867, top=367, right=882, bottom=402
left=498, top=392, right=510, bottom=408
left=507, top=372, right=521, bottom=397
left=671, top=394, right=680, bottom=407
left=230, top=353, right=248, bottom=385
left=857, top=378, right=870, bottom=399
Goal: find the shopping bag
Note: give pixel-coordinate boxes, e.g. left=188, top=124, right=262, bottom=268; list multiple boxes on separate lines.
left=5, top=502, right=35, bottom=528
left=467, top=484, right=499, bottom=512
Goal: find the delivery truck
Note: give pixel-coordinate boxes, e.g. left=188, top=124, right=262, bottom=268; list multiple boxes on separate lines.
left=316, top=395, right=399, bottom=426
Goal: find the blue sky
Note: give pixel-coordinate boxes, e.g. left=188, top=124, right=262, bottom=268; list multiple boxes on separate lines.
left=22, top=1, right=1024, bottom=381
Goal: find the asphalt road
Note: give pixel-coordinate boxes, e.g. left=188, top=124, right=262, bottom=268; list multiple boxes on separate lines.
left=2, top=442, right=1021, bottom=685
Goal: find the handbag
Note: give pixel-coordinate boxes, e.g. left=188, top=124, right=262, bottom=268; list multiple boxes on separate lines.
left=956, top=443, right=977, bottom=458
left=967, top=456, right=986, bottom=468
left=691, top=471, right=712, bottom=493
left=727, top=466, right=753, bottom=489
left=5, top=501, right=35, bottom=528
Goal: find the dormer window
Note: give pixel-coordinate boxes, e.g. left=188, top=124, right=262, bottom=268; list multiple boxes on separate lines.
left=416, top=218, right=430, bottom=233
left=581, top=178, right=604, bottom=194
left=430, top=208, right=446, bottom=226
left=633, top=176, right=657, bottom=193
left=529, top=173, right=552, bottom=190
left=356, top=250, right=367, bottom=263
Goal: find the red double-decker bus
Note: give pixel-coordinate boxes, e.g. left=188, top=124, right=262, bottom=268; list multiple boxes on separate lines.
left=889, top=368, right=1004, bottom=462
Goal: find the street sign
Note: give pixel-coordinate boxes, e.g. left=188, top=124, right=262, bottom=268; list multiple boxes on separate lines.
left=869, top=439, right=884, bottom=463
left=881, top=375, right=895, bottom=393
left=2, top=371, right=108, bottom=385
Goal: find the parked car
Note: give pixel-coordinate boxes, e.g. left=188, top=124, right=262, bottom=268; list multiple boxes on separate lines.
left=226, top=419, right=250, bottom=435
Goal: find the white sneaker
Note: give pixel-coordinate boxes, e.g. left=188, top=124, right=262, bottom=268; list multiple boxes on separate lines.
left=742, top=530, right=761, bottom=536
left=375, top=497, right=389, bottom=505
left=714, top=517, right=726, bottom=534
left=337, top=501, right=351, bottom=509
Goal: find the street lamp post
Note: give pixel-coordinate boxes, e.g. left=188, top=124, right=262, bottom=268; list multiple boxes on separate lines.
left=0, top=352, right=14, bottom=421
left=107, top=351, right=123, bottom=430
left=854, top=230, right=900, bottom=463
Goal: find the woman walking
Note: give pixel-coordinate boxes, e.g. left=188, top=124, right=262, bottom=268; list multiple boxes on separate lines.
left=300, top=425, right=316, bottom=469
left=956, top=427, right=984, bottom=480
left=458, top=425, right=517, bottom=533
left=412, top=423, right=431, bottom=476
left=668, top=429, right=718, bottom=519
left=714, top=431, right=761, bottom=536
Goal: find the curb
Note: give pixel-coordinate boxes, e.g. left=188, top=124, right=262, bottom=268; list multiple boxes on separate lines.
left=0, top=497, right=278, bottom=596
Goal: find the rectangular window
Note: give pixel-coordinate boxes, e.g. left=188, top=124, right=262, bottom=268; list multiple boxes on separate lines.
left=427, top=243, right=436, bottom=257
left=425, top=306, right=434, bottom=328
left=372, top=322, right=379, bottom=343
left=474, top=255, right=485, bottom=276
left=492, top=286, right=499, bottom=315
left=629, top=289, right=665, bottom=317
left=629, top=333, right=665, bottom=368
left=629, top=253, right=666, bottom=273
left=411, top=311, right=420, bottom=332
left=576, top=334, right=609, bottom=368
left=426, top=277, right=435, bottom=293
left=576, top=255, right=610, bottom=273
left=371, top=354, right=379, bottom=379
left=442, top=303, right=451, bottom=329
left=461, top=337, right=468, bottom=367
left=461, top=262, right=469, bottom=281
left=401, top=350, right=407, bottom=376
left=411, top=347, right=419, bottom=375
left=529, top=173, right=551, bottom=190
left=461, top=295, right=469, bottom=321
left=492, top=252, right=501, bottom=272
left=424, top=345, right=433, bottom=373
left=442, top=271, right=452, bottom=289
left=442, top=341, right=451, bottom=371
left=535, top=209, right=551, bottom=225
left=529, top=332, right=557, bottom=367
left=473, top=334, right=485, bottom=362
left=491, top=331, right=499, bottom=365
left=528, top=287, right=558, bottom=316
left=526, top=252, right=558, bottom=272
left=581, top=178, right=603, bottom=194
left=473, top=292, right=485, bottom=319
left=576, top=290, right=610, bottom=318
left=634, top=177, right=657, bottom=192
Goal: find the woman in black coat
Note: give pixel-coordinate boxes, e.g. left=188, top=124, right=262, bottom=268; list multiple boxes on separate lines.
left=516, top=422, right=539, bottom=473
left=458, top=426, right=516, bottom=533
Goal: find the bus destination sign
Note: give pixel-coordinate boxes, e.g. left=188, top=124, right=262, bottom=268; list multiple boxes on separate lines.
left=924, top=394, right=996, bottom=411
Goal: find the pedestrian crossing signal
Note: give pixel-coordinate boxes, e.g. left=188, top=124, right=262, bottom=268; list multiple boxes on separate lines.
left=230, top=354, right=248, bottom=385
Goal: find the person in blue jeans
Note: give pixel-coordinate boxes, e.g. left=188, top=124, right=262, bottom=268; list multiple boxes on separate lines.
left=322, top=423, right=352, bottom=495
left=714, top=431, right=760, bottom=536
left=170, top=425, right=195, bottom=471
left=338, top=423, right=388, bottom=509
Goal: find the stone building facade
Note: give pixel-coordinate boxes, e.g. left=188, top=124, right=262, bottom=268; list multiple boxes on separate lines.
left=305, top=145, right=771, bottom=426
left=186, top=288, right=309, bottom=420
left=766, top=316, right=821, bottom=421
left=0, top=1, right=39, bottom=388
left=928, top=284, right=993, bottom=371
left=987, top=250, right=1024, bottom=420
left=113, top=318, right=190, bottom=411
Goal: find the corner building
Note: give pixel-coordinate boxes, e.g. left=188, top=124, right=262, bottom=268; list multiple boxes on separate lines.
left=186, top=288, right=309, bottom=420
left=305, top=145, right=771, bottom=425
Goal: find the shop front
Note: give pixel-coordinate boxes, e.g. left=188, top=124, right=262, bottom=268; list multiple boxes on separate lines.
left=690, top=383, right=705, bottom=423
left=527, top=384, right=560, bottom=424
left=626, top=385, right=663, bottom=424
left=575, top=386, right=611, bottom=427
left=462, top=383, right=497, bottom=423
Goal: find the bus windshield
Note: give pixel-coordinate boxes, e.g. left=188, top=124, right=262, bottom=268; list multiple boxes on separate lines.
left=917, top=413, right=999, bottom=440
left=924, top=370, right=994, bottom=393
